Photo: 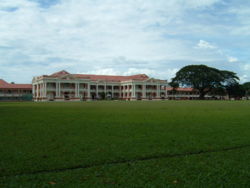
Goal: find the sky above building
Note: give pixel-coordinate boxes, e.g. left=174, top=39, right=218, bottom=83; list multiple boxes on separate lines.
left=0, top=0, right=250, bottom=83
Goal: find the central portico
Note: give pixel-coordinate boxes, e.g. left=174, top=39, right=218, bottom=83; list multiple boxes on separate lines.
left=32, top=70, right=168, bottom=101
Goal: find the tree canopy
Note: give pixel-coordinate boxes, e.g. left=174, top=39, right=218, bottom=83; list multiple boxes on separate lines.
left=226, top=83, right=245, bottom=99
left=170, top=65, right=239, bottom=99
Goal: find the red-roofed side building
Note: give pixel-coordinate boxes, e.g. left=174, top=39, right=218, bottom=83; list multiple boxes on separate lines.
left=0, top=79, right=32, bottom=101
left=32, top=70, right=168, bottom=101
left=166, top=87, right=200, bottom=100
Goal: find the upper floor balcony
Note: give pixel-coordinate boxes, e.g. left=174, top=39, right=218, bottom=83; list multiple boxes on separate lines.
left=60, top=88, right=75, bottom=92
left=47, top=87, right=56, bottom=91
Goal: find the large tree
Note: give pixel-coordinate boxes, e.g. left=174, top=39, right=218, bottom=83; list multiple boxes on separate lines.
left=170, top=65, right=239, bottom=99
left=243, top=82, right=250, bottom=99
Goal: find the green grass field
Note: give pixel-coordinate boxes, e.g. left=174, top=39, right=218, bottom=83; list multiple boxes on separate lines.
left=0, top=101, right=250, bottom=187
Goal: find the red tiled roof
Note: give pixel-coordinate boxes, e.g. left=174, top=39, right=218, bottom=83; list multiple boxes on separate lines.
left=50, top=70, right=70, bottom=77
left=0, top=79, right=9, bottom=86
left=73, top=74, right=149, bottom=82
left=48, top=70, right=149, bottom=82
left=0, top=79, right=32, bottom=89
left=166, top=87, right=195, bottom=92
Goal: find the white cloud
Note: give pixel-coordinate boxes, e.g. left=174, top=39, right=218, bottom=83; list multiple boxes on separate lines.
left=228, top=5, right=250, bottom=36
left=195, top=40, right=241, bottom=65
left=0, top=0, right=249, bottom=83
left=0, top=0, right=223, bottom=61
left=184, top=0, right=220, bottom=8
left=243, top=64, right=250, bottom=71
left=81, top=67, right=178, bottom=81
left=196, top=40, right=217, bottom=49
left=239, top=75, right=248, bottom=83
left=227, top=56, right=238, bottom=63
left=83, top=68, right=121, bottom=76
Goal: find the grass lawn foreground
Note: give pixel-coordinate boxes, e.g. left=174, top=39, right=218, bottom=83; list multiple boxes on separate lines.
left=0, top=101, right=250, bottom=187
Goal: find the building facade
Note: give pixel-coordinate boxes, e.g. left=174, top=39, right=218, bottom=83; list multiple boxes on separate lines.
left=0, top=79, right=32, bottom=101
left=32, top=70, right=169, bottom=101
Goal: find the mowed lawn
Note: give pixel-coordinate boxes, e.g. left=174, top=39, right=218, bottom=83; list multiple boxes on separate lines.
left=0, top=101, right=250, bottom=187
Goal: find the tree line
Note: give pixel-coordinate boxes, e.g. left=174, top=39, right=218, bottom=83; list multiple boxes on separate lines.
left=170, top=64, right=250, bottom=99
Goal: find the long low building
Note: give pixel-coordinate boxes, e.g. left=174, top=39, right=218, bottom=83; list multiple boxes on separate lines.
left=0, top=79, right=32, bottom=101
left=32, top=70, right=169, bottom=101
left=167, top=87, right=199, bottom=100
left=166, top=87, right=228, bottom=100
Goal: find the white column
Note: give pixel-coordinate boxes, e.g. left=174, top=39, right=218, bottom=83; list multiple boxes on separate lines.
left=58, top=82, right=61, bottom=97
left=34, top=84, right=36, bottom=98
left=35, top=84, right=37, bottom=98
left=104, top=83, right=107, bottom=96
left=34, top=84, right=37, bottom=98
left=127, top=85, right=129, bottom=99
left=44, top=82, right=47, bottom=99
left=75, top=83, right=78, bottom=97
left=36, top=84, right=39, bottom=98
left=42, top=83, right=44, bottom=98
left=78, top=83, right=80, bottom=97
left=135, top=85, right=137, bottom=98
left=40, top=84, right=42, bottom=97
left=77, top=83, right=79, bottom=97
left=157, top=84, right=160, bottom=98
left=111, top=85, right=114, bottom=99
left=87, top=83, right=91, bottom=99
left=96, top=84, right=99, bottom=99
left=56, top=82, right=58, bottom=97
left=32, top=84, right=35, bottom=97
left=132, top=84, right=136, bottom=98
left=42, top=83, right=45, bottom=98
left=119, top=86, right=122, bottom=99
left=41, top=83, right=43, bottom=98
left=165, top=85, right=168, bottom=99
left=142, top=84, right=146, bottom=99
left=38, top=84, right=39, bottom=97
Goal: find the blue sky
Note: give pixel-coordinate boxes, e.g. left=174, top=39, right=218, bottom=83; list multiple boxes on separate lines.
left=0, top=0, right=250, bottom=83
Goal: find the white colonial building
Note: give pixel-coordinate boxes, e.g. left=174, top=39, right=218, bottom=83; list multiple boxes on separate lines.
left=32, top=70, right=168, bottom=101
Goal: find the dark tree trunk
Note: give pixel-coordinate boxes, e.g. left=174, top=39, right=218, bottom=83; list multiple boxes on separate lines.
left=199, top=94, right=205, bottom=100
left=198, top=90, right=207, bottom=100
